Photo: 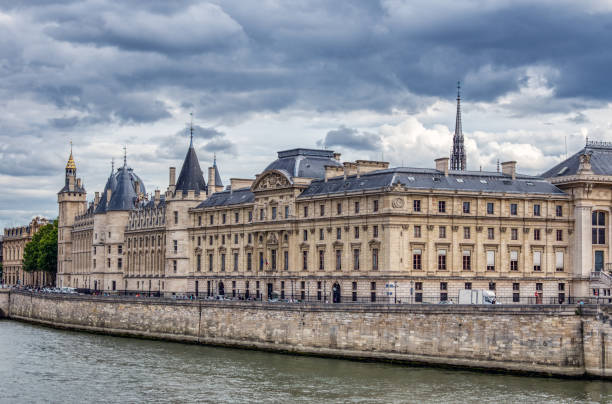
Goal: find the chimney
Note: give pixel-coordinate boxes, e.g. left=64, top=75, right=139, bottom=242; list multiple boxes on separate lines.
left=76, top=178, right=82, bottom=188
left=208, top=166, right=216, bottom=193
left=106, top=189, right=112, bottom=203
left=68, top=175, right=75, bottom=191
left=94, top=192, right=100, bottom=208
left=154, top=189, right=160, bottom=203
left=333, top=152, right=341, bottom=161
left=435, top=157, right=449, bottom=176
left=169, top=167, right=176, bottom=187
left=501, top=161, right=517, bottom=180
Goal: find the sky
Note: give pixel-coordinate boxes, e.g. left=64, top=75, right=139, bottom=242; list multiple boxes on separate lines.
left=1, top=0, right=612, bottom=229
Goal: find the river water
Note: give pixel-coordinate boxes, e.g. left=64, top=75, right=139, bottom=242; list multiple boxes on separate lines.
left=0, top=320, right=611, bottom=403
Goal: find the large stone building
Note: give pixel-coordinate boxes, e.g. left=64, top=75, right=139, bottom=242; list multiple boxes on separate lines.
left=2, top=217, right=52, bottom=286
left=54, top=94, right=612, bottom=303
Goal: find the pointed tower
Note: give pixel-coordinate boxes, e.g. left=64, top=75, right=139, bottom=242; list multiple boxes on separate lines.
left=57, top=143, right=87, bottom=287
left=175, top=125, right=207, bottom=196
left=450, top=81, right=467, bottom=171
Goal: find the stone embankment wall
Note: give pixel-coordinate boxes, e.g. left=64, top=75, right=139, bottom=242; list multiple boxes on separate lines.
left=3, top=290, right=612, bottom=378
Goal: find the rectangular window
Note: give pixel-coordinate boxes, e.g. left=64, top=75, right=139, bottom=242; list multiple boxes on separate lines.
left=173, top=260, right=177, bottom=273
left=556, top=205, right=563, bottom=217
left=465, top=282, right=472, bottom=290
left=511, top=228, right=518, bottom=240
left=370, top=282, right=376, bottom=303
left=247, top=234, right=252, bottom=244
left=510, top=203, right=518, bottom=216
left=318, top=250, right=324, bottom=270
left=373, top=225, right=379, bottom=238
left=272, top=207, right=277, bottom=220
left=271, top=249, right=277, bottom=270
left=222, top=235, right=225, bottom=245
left=320, top=204, right=325, bottom=216
left=353, top=249, right=360, bottom=270
left=303, top=230, right=308, bottom=241
left=210, top=215, right=214, bottom=225
left=489, top=282, right=496, bottom=291
left=284, top=251, right=288, bottom=271
left=355, top=201, right=360, bottom=213
left=414, top=225, right=421, bottom=238
left=118, top=245, right=123, bottom=254
left=438, top=200, right=446, bottom=213
left=486, top=251, right=495, bottom=271
left=354, top=226, right=360, bottom=239
left=487, top=227, right=494, bottom=240
left=302, top=251, right=308, bottom=270
left=209, top=254, right=213, bottom=272
left=372, top=248, right=379, bottom=270
left=336, top=228, right=341, bottom=240
left=233, top=253, right=239, bottom=271
left=221, top=254, right=226, bottom=272
left=197, top=255, right=201, bottom=271
left=556, top=251, right=564, bottom=272
left=260, top=209, right=264, bottom=221
left=437, top=249, right=446, bottom=270
left=234, top=234, right=238, bottom=244
left=487, top=202, right=494, bottom=215
left=510, top=250, right=518, bottom=271
left=464, top=226, right=471, bottom=239
left=304, top=206, right=308, bottom=217
left=248, top=211, right=253, bottom=222
left=173, top=240, right=178, bottom=253
left=222, top=213, right=226, bottom=224
left=462, top=250, right=471, bottom=271
left=534, top=229, right=541, bottom=241
left=513, top=282, right=520, bottom=302
left=556, top=230, right=563, bottom=241
left=413, top=249, right=422, bottom=270
left=117, top=258, right=122, bottom=269
left=335, top=250, right=342, bottom=270
left=413, top=200, right=421, bottom=212
left=439, top=226, right=446, bottom=238
left=337, top=203, right=342, bottom=215
left=463, top=201, right=470, bottom=214
left=536, top=282, right=543, bottom=291
left=174, top=211, right=178, bottom=224
left=247, top=252, right=252, bottom=271
left=440, top=282, right=447, bottom=290
left=533, top=251, right=541, bottom=271
left=373, top=200, right=379, bottom=212
left=235, top=212, right=239, bottom=223
left=415, top=282, right=423, bottom=302
left=319, top=228, right=324, bottom=241
left=533, top=204, right=541, bottom=216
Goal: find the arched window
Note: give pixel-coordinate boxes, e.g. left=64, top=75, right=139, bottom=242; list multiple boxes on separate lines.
left=593, top=211, right=606, bottom=245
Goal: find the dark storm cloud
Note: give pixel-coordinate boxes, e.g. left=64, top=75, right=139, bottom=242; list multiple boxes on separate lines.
left=156, top=124, right=235, bottom=159
left=318, top=126, right=382, bottom=151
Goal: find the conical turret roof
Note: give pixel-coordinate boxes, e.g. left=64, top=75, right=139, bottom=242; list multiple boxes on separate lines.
left=175, top=144, right=207, bottom=195
left=107, top=165, right=138, bottom=211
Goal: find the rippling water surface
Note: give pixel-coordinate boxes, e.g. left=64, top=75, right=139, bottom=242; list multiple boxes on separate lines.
left=1, top=320, right=611, bottom=403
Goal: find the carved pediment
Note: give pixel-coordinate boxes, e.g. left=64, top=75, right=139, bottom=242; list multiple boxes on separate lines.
left=267, top=233, right=279, bottom=244
left=332, top=240, right=343, bottom=248
left=252, top=170, right=293, bottom=191
left=368, top=239, right=381, bottom=248
left=299, top=242, right=310, bottom=250
left=194, top=246, right=203, bottom=255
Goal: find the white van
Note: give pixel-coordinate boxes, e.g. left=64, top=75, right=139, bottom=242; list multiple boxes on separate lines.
left=458, top=289, right=496, bottom=304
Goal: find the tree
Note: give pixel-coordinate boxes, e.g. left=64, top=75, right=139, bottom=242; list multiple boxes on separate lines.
left=22, top=220, right=58, bottom=274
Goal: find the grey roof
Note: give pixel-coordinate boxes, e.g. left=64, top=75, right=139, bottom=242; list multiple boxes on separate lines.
left=213, top=159, right=223, bottom=187
left=59, top=179, right=86, bottom=194
left=541, top=143, right=612, bottom=178
left=175, top=145, right=207, bottom=195
left=94, top=169, right=118, bottom=214
left=107, top=166, right=139, bottom=211
left=196, top=187, right=254, bottom=208
left=264, top=148, right=342, bottom=178
left=298, top=167, right=566, bottom=198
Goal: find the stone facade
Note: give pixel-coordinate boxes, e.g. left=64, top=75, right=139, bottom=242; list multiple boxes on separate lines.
left=5, top=290, right=612, bottom=378
left=54, top=134, right=612, bottom=302
left=2, top=217, right=52, bottom=287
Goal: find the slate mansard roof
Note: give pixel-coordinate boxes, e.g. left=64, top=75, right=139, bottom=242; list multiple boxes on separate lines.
left=95, top=165, right=146, bottom=213
left=264, top=148, right=342, bottom=179
left=299, top=168, right=566, bottom=198
left=196, top=187, right=254, bottom=208
left=541, top=141, right=612, bottom=178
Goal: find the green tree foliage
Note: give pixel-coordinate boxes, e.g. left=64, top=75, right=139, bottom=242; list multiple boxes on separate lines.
left=22, top=220, right=58, bottom=274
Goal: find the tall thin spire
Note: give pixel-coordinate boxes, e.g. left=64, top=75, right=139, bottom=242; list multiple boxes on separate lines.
left=450, top=81, right=467, bottom=171
left=189, top=111, right=194, bottom=147
left=111, top=158, right=114, bottom=173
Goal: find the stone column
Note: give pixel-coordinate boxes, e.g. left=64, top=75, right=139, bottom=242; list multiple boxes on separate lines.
left=574, top=205, right=592, bottom=278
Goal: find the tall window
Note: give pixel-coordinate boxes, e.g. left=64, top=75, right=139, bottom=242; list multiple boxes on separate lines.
left=174, top=211, right=178, bottom=224
left=413, top=200, right=421, bottom=212
left=437, top=249, right=446, bottom=270
left=487, top=202, right=494, bottom=215
left=320, top=204, right=325, bottom=216
left=373, top=200, right=379, bottom=212
left=511, top=228, right=518, bottom=240
left=533, top=251, right=541, bottom=271
left=556, top=251, right=564, bottom=272
left=209, top=254, right=213, bottom=272
left=593, top=211, right=606, bottom=244
left=271, top=249, right=277, bottom=270
left=439, top=226, right=446, bottom=238
left=413, top=249, right=422, bottom=270
left=556, top=205, right=563, bottom=217
left=510, top=251, right=518, bottom=271
left=234, top=253, right=239, bottom=272
left=302, top=251, right=308, bottom=270
left=336, top=228, right=342, bottom=240
left=335, top=250, right=342, bottom=270
left=222, top=213, right=226, bottom=224
left=462, top=250, right=471, bottom=271
left=318, top=250, right=324, bottom=270
left=438, top=200, right=446, bottom=213
left=533, top=229, right=541, bottom=241
left=354, top=201, right=360, bottom=213
left=247, top=253, right=252, bottom=271
left=486, top=251, right=495, bottom=271
left=221, top=254, right=226, bottom=272
left=464, top=226, right=471, bottom=239
left=319, top=228, right=324, bottom=241
left=487, top=228, right=494, bottom=240
left=353, top=249, right=360, bottom=270
left=303, top=230, right=308, bottom=241
left=373, top=225, right=379, bottom=238
left=463, top=201, right=470, bottom=214
left=337, top=203, right=342, bottom=215
left=372, top=249, right=379, bottom=270
left=285, top=206, right=289, bottom=218
left=354, top=226, right=360, bottom=239
left=414, top=225, right=421, bottom=238
left=304, top=206, right=309, bottom=217
left=271, top=207, right=277, bottom=220
left=173, top=240, right=178, bottom=253
left=259, top=252, right=264, bottom=270
left=510, top=203, right=518, bottom=216
left=556, top=230, right=563, bottom=241
left=533, top=204, right=541, bottom=216
left=235, top=212, right=239, bottom=223
left=197, top=255, right=201, bottom=271
left=284, top=251, right=288, bottom=270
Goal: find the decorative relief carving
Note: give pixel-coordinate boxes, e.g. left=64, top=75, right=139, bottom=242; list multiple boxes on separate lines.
left=427, top=225, right=434, bottom=231
left=254, top=172, right=291, bottom=191
left=392, top=198, right=404, bottom=208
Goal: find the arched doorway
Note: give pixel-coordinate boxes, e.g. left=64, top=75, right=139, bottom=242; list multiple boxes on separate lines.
left=332, top=282, right=341, bottom=303
left=218, top=281, right=225, bottom=296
